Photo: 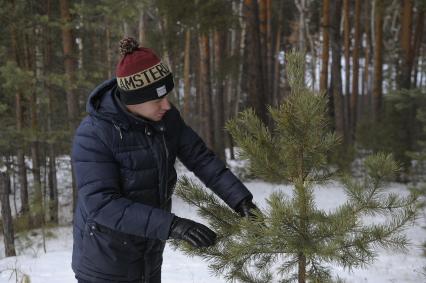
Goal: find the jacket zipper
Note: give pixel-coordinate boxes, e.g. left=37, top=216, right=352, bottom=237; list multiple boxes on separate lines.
left=113, top=123, right=123, bottom=140
left=160, top=128, right=169, bottom=206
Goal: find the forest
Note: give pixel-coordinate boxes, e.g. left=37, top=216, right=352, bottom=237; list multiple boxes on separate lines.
left=0, top=0, right=425, bottom=282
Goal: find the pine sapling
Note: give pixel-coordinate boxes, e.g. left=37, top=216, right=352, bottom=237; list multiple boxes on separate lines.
left=172, top=51, right=419, bottom=283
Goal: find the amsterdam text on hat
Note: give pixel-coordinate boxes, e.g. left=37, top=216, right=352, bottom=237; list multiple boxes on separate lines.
left=115, top=37, right=174, bottom=105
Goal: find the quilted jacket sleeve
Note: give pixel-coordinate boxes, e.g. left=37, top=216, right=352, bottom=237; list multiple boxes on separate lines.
left=175, top=111, right=252, bottom=209
left=72, top=118, right=174, bottom=240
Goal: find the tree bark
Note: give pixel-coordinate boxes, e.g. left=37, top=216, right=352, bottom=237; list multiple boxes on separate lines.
left=213, top=31, right=226, bottom=162
left=10, top=0, right=29, bottom=216
left=227, top=0, right=244, bottom=161
left=350, top=0, right=361, bottom=142
left=272, top=24, right=282, bottom=106
left=330, top=0, right=346, bottom=141
left=295, top=0, right=307, bottom=52
left=236, top=0, right=245, bottom=118
left=272, top=1, right=284, bottom=106
left=259, top=0, right=272, bottom=104
left=243, top=0, right=268, bottom=124
left=60, top=0, right=79, bottom=211
left=320, top=0, right=330, bottom=94
left=296, top=0, right=316, bottom=88
left=373, top=0, right=384, bottom=122
left=400, top=0, right=414, bottom=89
left=343, top=0, right=350, bottom=96
left=199, top=34, right=215, bottom=149
left=138, top=10, right=146, bottom=45
left=0, top=172, right=16, bottom=257
left=48, top=144, right=58, bottom=223
left=362, top=0, right=372, bottom=118
left=411, top=5, right=425, bottom=88
left=45, top=0, right=58, bottom=224
left=298, top=253, right=306, bottom=283
left=106, top=24, right=112, bottom=78
left=24, top=30, right=43, bottom=225
left=183, top=30, right=191, bottom=120
left=266, top=0, right=272, bottom=104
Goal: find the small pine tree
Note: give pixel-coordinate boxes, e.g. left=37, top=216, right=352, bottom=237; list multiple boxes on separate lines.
left=172, top=51, right=419, bottom=283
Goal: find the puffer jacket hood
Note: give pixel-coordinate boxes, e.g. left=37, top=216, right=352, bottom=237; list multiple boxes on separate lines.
left=87, top=79, right=124, bottom=123
left=87, top=78, right=168, bottom=134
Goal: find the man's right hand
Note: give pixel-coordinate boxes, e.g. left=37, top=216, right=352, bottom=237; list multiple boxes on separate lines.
left=168, top=216, right=217, bottom=248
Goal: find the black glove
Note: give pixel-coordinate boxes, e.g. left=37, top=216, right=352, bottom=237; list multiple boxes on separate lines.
left=168, top=216, right=217, bottom=248
left=235, top=197, right=258, bottom=218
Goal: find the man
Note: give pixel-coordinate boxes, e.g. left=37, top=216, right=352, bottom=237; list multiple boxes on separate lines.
left=71, top=37, right=257, bottom=283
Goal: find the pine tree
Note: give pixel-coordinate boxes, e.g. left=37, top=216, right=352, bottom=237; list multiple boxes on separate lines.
left=172, top=51, right=419, bottom=283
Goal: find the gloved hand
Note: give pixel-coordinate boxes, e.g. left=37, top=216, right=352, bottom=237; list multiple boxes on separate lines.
left=235, top=197, right=258, bottom=218
left=168, top=216, right=217, bottom=248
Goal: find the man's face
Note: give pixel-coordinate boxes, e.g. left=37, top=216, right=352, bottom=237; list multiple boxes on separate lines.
left=126, top=97, right=171, bottom=121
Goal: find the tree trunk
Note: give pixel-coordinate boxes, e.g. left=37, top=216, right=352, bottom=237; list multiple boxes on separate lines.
left=45, top=0, right=58, bottom=224
left=213, top=31, right=226, bottom=162
left=411, top=5, right=425, bottom=88
left=10, top=1, right=29, bottom=215
left=295, top=0, right=307, bottom=52
left=297, top=180, right=308, bottom=282
left=199, top=34, right=215, bottom=149
left=183, top=30, right=191, bottom=120
left=298, top=253, right=306, bottom=283
left=195, top=35, right=202, bottom=133
left=60, top=0, right=79, bottom=127
left=259, top=0, right=272, bottom=105
left=272, top=1, right=284, bottom=106
left=243, top=0, right=268, bottom=124
left=30, top=79, right=43, bottom=225
left=320, top=0, right=330, bottom=93
left=266, top=0, right=273, bottom=104
left=60, top=0, right=78, bottom=211
left=400, top=0, right=414, bottom=89
left=106, top=24, right=112, bottom=78
left=350, top=0, right=361, bottom=143
left=343, top=0, right=350, bottom=97
left=343, top=0, right=350, bottom=139
left=24, top=29, right=44, bottom=226
left=227, top=1, right=244, bottom=161
left=296, top=0, right=316, bottom=89
left=0, top=172, right=16, bottom=257
left=362, top=0, right=372, bottom=119
left=272, top=25, right=282, bottom=106
left=48, top=145, right=58, bottom=223
left=138, top=10, right=146, bottom=45
left=236, top=0, right=245, bottom=118
left=330, top=0, right=346, bottom=141
left=373, top=0, right=384, bottom=122
left=361, top=1, right=371, bottom=116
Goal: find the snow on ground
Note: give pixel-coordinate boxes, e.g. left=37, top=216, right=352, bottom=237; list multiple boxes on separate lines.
left=1, top=164, right=425, bottom=282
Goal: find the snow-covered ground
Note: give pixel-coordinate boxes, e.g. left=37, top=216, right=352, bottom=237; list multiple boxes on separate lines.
left=0, top=162, right=425, bottom=282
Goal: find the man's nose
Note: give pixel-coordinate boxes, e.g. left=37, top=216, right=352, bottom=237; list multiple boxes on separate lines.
left=161, top=97, right=171, bottom=110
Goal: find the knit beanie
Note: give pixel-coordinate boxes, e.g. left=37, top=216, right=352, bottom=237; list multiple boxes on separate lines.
left=116, top=37, right=174, bottom=105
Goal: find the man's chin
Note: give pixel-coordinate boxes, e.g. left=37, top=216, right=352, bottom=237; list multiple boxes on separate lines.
left=148, top=116, right=163, bottom=122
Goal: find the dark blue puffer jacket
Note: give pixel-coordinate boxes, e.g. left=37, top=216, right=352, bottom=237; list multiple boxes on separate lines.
left=71, top=79, right=252, bottom=282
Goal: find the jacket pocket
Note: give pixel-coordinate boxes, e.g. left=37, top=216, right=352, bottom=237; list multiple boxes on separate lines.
left=81, top=219, right=145, bottom=280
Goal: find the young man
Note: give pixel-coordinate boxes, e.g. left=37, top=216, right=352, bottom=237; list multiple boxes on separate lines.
left=71, top=37, right=257, bottom=283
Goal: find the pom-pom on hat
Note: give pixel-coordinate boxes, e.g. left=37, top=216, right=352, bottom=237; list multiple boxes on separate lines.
left=116, top=37, right=174, bottom=105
